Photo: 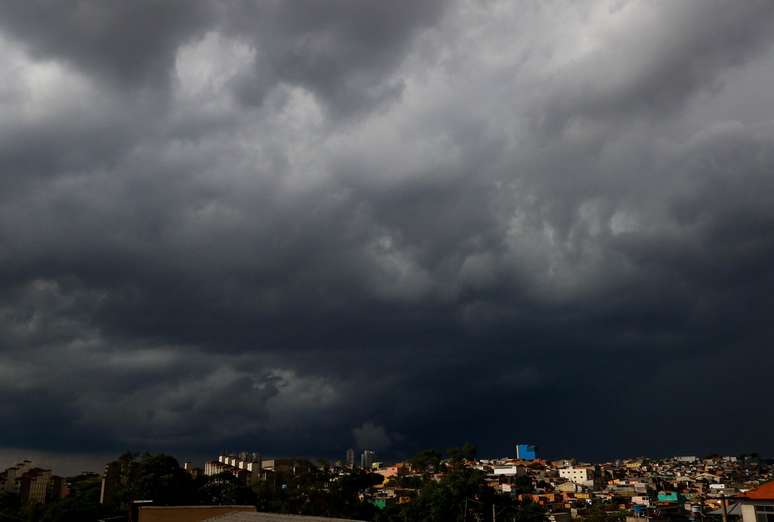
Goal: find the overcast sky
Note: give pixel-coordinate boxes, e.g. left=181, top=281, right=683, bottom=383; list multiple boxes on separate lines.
left=2, top=0, right=774, bottom=473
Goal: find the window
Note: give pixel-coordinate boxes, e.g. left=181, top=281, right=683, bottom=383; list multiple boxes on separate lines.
left=756, top=505, right=774, bottom=522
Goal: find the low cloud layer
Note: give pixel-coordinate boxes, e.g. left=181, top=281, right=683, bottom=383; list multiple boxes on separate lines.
left=2, top=1, right=774, bottom=463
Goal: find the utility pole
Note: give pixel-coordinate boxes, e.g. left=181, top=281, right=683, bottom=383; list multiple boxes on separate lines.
left=721, top=494, right=729, bottom=522
left=492, top=503, right=496, bottom=522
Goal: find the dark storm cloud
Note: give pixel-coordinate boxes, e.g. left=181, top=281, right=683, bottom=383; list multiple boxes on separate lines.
left=2, top=0, right=774, bottom=463
left=221, top=0, right=448, bottom=114
left=0, top=0, right=446, bottom=114
left=0, top=1, right=212, bottom=88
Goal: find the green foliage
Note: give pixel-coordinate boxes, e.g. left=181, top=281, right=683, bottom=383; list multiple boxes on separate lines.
left=197, top=472, right=255, bottom=506
left=446, top=442, right=477, bottom=463
left=401, top=467, right=489, bottom=521
left=39, top=474, right=103, bottom=522
left=250, top=468, right=380, bottom=520
left=98, top=451, right=197, bottom=515
left=408, top=449, right=443, bottom=474
left=130, top=453, right=194, bottom=505
left=511, top=474, right=535, bottom=494
left=0, top=492, right=23, bottom=522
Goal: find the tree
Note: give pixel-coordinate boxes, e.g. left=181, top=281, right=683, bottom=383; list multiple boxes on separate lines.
left=446, top=443, right=477, bottom=471
left=197, top=473, right=255, bottom=506
left=39, top=473, right=104, bottom=522
left=409, top=450, right=442, bottom=474
left=0, top=492, right=23, bottom=522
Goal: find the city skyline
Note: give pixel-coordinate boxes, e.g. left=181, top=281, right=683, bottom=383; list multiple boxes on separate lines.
left=4, top=445, right=774, bottom=521
left=2, top=0, right=774, bottom=466
left=2, top=444, right=771, bottom=480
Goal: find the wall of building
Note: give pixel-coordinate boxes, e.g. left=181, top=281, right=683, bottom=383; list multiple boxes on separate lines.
left=741, top=503, right=756, bottom=522
left=493, top=465, right=526, bottom=476
left=559, top=467, right=593, bottom=485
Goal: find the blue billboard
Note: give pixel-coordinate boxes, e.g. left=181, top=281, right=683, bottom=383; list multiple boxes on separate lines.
left=515, top=444, right=537, bottom=460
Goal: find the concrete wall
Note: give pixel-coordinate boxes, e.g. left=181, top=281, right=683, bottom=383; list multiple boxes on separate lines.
left=741, top=504, right=757, bottom=522
left=206, top=514, right=367, bottom=522
left=137, top=505, right=256, bottom=522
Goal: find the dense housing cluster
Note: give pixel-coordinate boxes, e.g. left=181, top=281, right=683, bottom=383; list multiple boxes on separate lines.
left=150, top=447, right=774, bottom=521
left=3, top=448, right=774, bottom=521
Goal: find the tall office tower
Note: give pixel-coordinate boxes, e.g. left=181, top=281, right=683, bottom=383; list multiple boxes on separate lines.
left=360, top=450, right=375, bottom=470
left=346, top=448, right=355, bottom=469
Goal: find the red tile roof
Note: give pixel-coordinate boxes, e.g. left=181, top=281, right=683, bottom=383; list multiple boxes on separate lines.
left=741, top=481, right=774, bottom=500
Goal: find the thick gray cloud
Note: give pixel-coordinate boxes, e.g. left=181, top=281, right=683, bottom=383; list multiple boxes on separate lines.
left=1, top=0, right=774, bottom=465
left=0, top=1, right=212, bottom=88
left=0, top=0, right=445, bottom=113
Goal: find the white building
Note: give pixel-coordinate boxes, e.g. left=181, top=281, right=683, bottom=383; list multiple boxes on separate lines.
left=213, top=454, right=262, bottom=475
left=493, top=465, right=526, bottom=476
left=675, top=456, right=698, bottom=463
left=559, top=467, right=594, bottom=486
left=204, top=460, right=230, bottom=477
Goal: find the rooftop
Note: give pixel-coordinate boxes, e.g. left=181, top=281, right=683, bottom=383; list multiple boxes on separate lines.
left=740, top=481, right=774, bottom=501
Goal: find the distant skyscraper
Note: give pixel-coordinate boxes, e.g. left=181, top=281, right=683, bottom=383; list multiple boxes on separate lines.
left=361, top=450, right=375, bottom=470
left=515, top=443, right=537, bottom=461
left=346, top=448, right=355, bottom=469
left=19, top=468, right=52, bottom=504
